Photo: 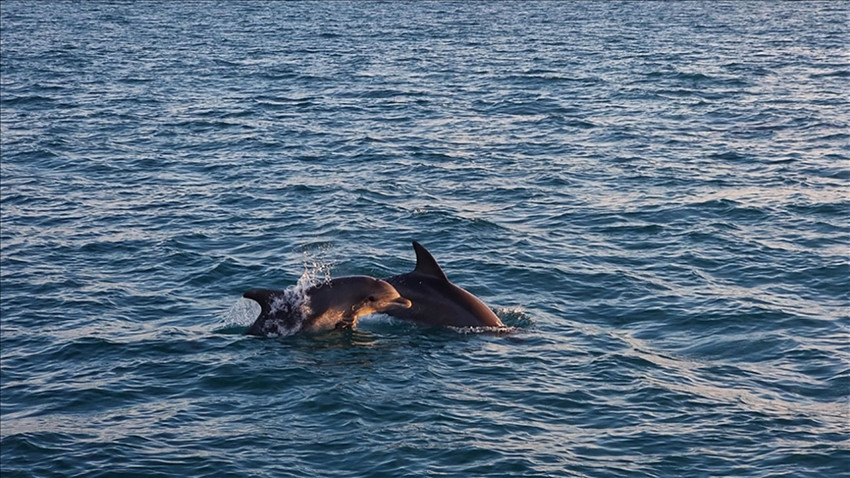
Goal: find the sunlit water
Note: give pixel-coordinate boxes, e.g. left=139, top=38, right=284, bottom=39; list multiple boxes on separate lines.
left=1, top=2, right=848, bottom=477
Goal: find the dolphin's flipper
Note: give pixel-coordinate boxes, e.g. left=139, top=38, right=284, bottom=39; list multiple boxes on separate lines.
left=412, top=241, right=449, bottom=282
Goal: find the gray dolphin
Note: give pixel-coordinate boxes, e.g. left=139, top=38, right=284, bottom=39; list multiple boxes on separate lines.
left=244, top=276, right=411, bottom=337
left=384, top=242, right=504, bottom=328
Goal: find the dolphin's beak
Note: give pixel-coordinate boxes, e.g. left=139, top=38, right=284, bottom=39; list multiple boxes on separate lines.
left=389, top=297, right=412, bottom=309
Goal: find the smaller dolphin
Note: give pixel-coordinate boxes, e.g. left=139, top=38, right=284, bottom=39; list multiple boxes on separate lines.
left=384, top=242, right=504, bottom=328
left=244, top=276, right=411, bottom=337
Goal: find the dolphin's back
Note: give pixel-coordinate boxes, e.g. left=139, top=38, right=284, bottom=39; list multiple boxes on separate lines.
left=385, top=272, right=502, bottom=327
left=383, top=241, right=503, bottom=328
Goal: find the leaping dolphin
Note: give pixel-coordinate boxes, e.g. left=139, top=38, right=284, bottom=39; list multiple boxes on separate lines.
left=244, top=276, right=412, bottom=337
left=384, top=242, right=504, bottom=328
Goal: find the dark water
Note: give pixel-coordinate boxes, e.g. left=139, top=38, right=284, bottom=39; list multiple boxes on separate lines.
left=2, top=1, right=848, bottom=476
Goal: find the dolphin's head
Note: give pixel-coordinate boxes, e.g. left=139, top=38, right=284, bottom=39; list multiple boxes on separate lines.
left=354, top=278, right=413, bottom=316
left=306, top=276, right=411, bottom=331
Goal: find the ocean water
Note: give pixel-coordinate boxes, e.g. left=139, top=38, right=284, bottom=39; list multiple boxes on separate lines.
left=1, top=1, right=848, bottom=476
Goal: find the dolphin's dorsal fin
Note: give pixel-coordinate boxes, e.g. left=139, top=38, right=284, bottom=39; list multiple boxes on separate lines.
left=244, top=289, right=276, bottom=316
left=412, top=241, right=449, bottom=282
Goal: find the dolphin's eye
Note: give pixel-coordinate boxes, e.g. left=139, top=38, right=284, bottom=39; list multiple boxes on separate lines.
left=367, top=296, right=376, bottom=302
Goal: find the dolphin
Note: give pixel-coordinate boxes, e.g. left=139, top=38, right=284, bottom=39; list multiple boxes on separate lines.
left=383, top=242, right=504, bottom=328
left=244, top=276, right=411, bottom=337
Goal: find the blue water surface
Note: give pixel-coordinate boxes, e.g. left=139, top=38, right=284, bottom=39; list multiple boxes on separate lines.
left=1, top=1, right=848, bottom=477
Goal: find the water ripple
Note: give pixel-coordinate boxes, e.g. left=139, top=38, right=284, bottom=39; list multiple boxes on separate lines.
left=2, top=1, right=848, bottom=477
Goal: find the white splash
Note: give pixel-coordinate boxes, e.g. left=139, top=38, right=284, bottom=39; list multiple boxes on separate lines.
left=257, top=258, right=335, bottom=337
left=223, top=298, right=261, bottom=327
left=299, top=246, right=334, bottom=287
